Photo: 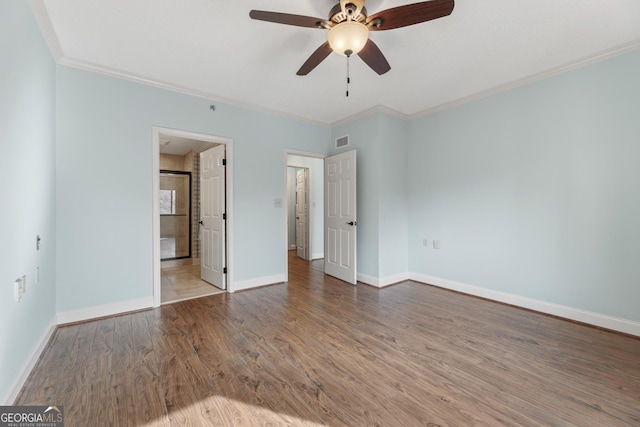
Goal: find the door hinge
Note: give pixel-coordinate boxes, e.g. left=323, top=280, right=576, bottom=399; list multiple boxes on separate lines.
left=223, top=267, right=227, bottom=274
left=223, top=213, right=226, bottom=220
left=222, top=159, right=226, bottom=166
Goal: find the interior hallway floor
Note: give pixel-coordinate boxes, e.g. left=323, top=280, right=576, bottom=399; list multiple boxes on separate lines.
left=161, top=264, right=224, bottom=304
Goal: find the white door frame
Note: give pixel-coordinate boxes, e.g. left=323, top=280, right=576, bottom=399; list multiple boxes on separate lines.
left=284, top=149, right=326, bottom=283
left=152, top=126, right=234, bottom=307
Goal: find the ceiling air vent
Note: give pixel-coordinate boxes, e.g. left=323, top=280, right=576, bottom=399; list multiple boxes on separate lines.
left=335, top=135, right=349, bottom=149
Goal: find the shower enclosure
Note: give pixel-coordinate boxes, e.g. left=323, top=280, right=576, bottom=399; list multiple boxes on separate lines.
left=159, top=171, right=191, bottom=260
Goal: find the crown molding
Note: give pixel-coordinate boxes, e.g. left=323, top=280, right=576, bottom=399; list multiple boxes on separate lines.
left=409, top=39, right=640, bottom=121
left=330, top=105, right=409, bottom=128
left=28, top=0, right=63, bottom=61
left=26, top=1, right=640, bottom=131
left=57, top=57, right=331, bottom=128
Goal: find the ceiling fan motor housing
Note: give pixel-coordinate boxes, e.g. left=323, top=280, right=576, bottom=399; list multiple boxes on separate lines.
left=329, top=3, right=367, bottom=23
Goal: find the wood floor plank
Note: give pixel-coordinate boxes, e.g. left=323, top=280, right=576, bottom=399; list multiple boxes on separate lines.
left=130, top=310, right=170, bottom=426
left=15, top=253, right=640, bottom=426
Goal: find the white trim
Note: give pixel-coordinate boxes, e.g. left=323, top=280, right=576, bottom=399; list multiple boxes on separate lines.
left=284, top=150, right=328, bottom=283
left=231, top=274, right=285, bottom=293
left=2, top=316, right=57, bottom=405
left=55, top=57, right=328, bottom=128
left=328, top=40, right=640, bottom=126
left=311, top=252, right=324, bottom=260
left=409, top=39, right=640, bottom=121
left=29, top=3, right=640, bottom=130
left=286, top=149, right=328, bottom=160
left=409, top=273, right=640, bottom=337
left=152, top=127, right=235, bottom=301
left=331, top=105, right=407, bottom=128
left=56, top=297, right=154, bottom=325
left=27, top=0, right=63, bottom=61
left=357, top=272, right=410, bottom=288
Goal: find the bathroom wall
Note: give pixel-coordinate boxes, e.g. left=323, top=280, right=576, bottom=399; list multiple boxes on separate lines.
left=159, top=151, right=201, bottom=262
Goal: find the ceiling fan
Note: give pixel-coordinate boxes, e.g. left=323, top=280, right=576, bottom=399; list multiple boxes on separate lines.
left=249, top=0, right=455, bottom=76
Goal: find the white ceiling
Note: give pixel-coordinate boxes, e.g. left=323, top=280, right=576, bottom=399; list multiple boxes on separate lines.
left=32, top=0, right=640, bottom=125
left=158, top=135, right=217, bottom=156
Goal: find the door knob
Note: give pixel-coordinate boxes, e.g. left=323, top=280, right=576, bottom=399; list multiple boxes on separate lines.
left=199, top=220, right=204, bottom=225
left=347, top=221, right=357, bottom=226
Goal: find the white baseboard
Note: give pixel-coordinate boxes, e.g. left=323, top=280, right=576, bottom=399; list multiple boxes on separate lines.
left=410, top=273, right=640, bottom=337
left=289, top=245, right=297, bottom=250
left=230, top=274, right=285, bottom=293
left=56, top=297, right=154, bottom=325
left=3, top=316, right=57, bottom=405
left=311, top=252, right=324, bottom=260
left=358, top=272, right=410, bottom=288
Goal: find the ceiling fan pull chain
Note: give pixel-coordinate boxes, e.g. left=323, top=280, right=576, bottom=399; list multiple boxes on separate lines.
left=346, top=54, right=351, bottom=97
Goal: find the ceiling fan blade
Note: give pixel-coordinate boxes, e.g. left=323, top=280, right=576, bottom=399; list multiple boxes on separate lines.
left=358, top=39, right=391, bottom=75
left=366, top=0, right=454, bottom=31
left=249, top=10, right=327, bottom=29
left=297, top=42, right=333, bottom=75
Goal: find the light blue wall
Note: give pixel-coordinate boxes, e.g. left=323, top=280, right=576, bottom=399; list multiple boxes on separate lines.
left=55, top=67, right=330, bottom=312
left=331, top=115, right=381, bottom=277
left=287, top=155, right=324, bottom=258
left=4, top=1, right=640, bottom=404
left=330, top=113, right=409, bottom=280
left=377, top=114, right=408, bottom=278
left=408, top=50, right=640, bottom=321
left=0, top=1, right=57, bottom=403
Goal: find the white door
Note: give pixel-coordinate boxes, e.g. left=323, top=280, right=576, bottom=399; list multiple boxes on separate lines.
left=295, top=169, right=309, bottom=260
left=200, top=145, right=226, bottom=290
left=324, top=150, right=357, bottom=284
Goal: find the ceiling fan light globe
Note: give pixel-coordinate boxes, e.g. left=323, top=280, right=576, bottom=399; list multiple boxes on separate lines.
left=327, top=21, right=369, bottom=56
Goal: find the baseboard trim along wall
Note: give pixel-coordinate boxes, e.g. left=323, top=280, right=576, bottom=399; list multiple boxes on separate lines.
left=56, top=297, right=154, bottom=326
left=357, top=272, right=410, bottom=288
left=4, top=317, right=57, bottom=405
left=410, top=273, right=640, bottom=337
left=231, top=274, right=285, bottom=293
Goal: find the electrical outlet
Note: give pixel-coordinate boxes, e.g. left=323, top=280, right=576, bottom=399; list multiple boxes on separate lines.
left=274, top=198, right=283, bottom=208
left=423, top=238, right=428, bottom=247
left=35, top=267, right=40, bottom=284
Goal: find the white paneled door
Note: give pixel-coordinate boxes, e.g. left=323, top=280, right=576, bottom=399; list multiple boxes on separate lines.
left=200, top=145, right=226, bottom=290
left=295, top=168, right=309, bottom=260
left=324, top=150, right=357, bottom=285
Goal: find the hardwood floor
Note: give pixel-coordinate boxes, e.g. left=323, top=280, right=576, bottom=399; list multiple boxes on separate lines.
left=161, top=264, right=224, bottom=304
left=16, top=253, right=640, bottom=426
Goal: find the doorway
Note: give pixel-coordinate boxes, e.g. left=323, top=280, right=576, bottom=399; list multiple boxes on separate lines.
left=152, top=127, right=234, bottom=307
left=285, top=151, right=326, bottom=281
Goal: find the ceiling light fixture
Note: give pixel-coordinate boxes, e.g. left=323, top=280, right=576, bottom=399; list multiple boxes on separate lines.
left=327, top=21, right=369, bottom=57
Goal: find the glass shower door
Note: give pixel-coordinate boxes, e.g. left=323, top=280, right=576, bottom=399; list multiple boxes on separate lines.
left=159, top=171, right=191, bottom=260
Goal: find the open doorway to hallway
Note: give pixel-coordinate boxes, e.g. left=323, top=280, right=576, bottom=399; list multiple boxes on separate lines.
left=285, top=152, right=326, bottom=279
